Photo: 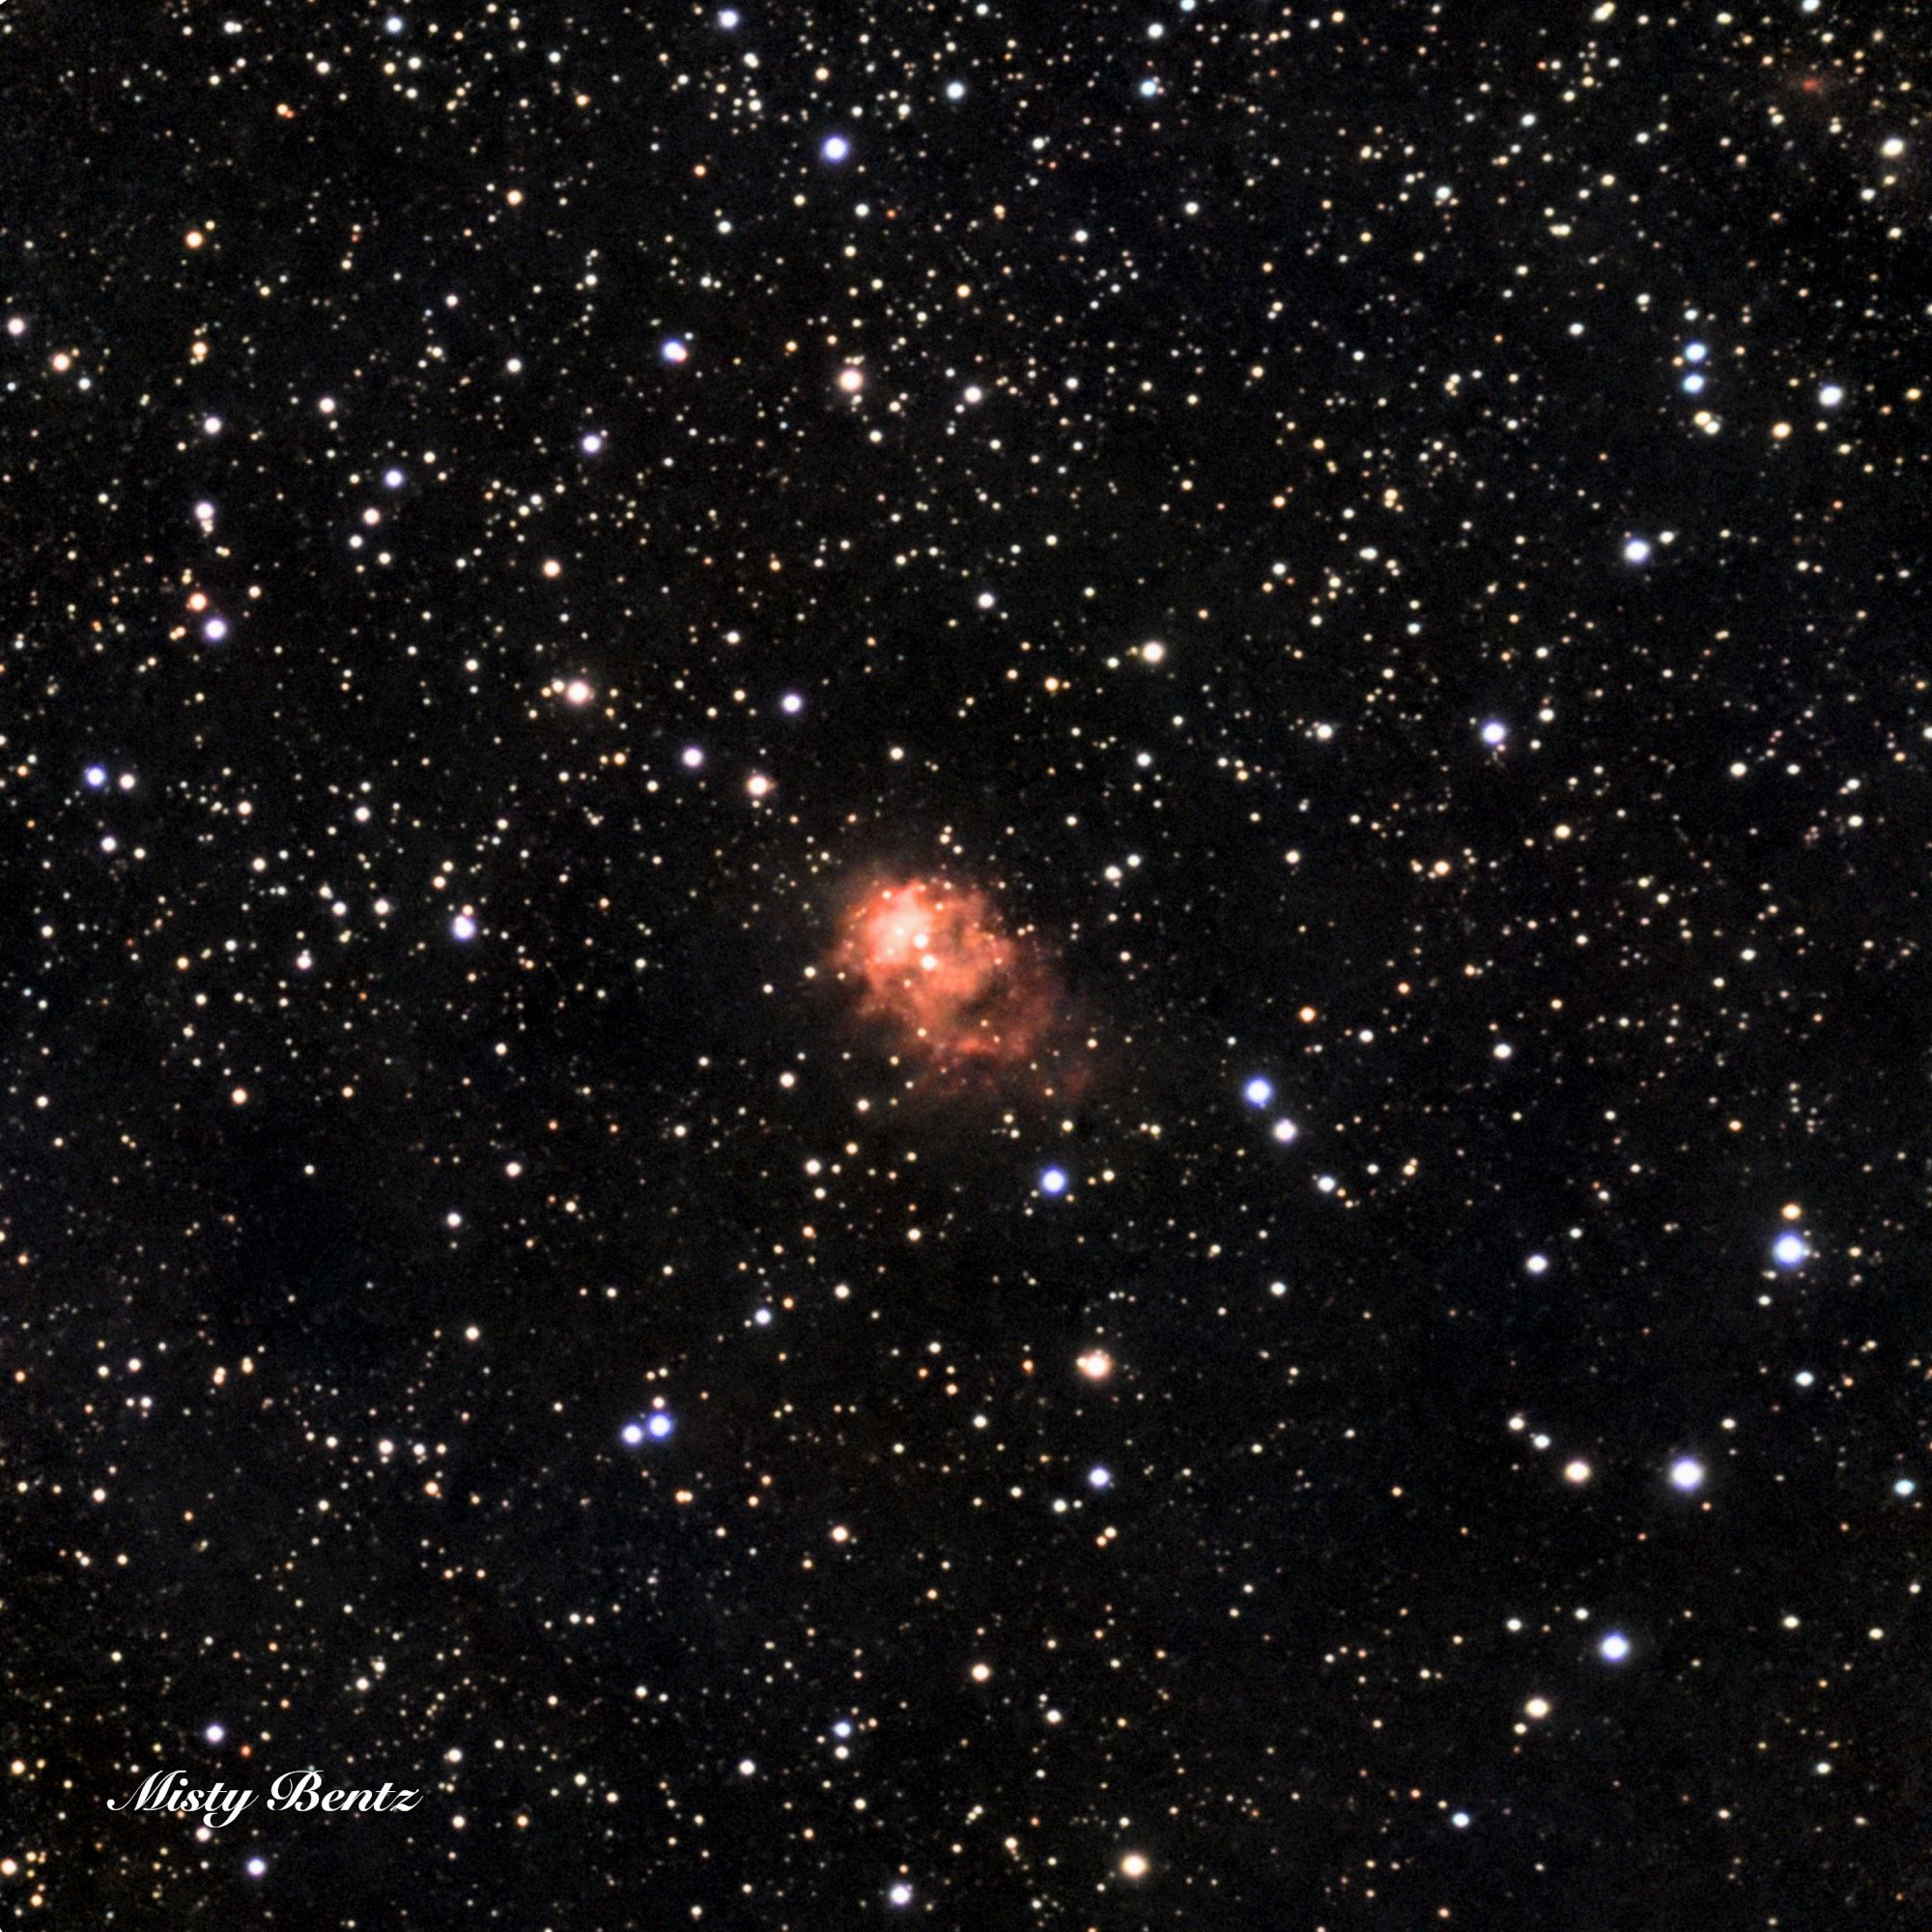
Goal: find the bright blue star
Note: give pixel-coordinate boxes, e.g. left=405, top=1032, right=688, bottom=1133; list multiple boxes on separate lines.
left=1774, top=1233, right=1807, bottom=1267
left=1243, top=1076, right=1273, bottom=1107
left=1039, top=1167, right=1068, bottom=1196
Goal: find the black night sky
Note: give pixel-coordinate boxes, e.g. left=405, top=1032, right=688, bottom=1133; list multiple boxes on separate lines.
left=6, top=2, right=1932, bottom=1925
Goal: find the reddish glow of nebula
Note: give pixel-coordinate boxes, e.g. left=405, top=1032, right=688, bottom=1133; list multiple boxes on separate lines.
left=832, top=875, right=1063, bottom=1074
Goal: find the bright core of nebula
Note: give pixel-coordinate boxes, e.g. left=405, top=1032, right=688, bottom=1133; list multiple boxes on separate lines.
left=833, top=876, right=1062, bottom=1073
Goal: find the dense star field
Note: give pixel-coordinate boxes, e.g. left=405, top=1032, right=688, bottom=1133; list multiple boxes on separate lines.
left=5, top=1, right=1931, bottom=1924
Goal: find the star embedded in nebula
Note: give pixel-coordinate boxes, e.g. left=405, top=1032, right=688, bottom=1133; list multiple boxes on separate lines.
left=830, top=873, right=1074, bottom=1087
